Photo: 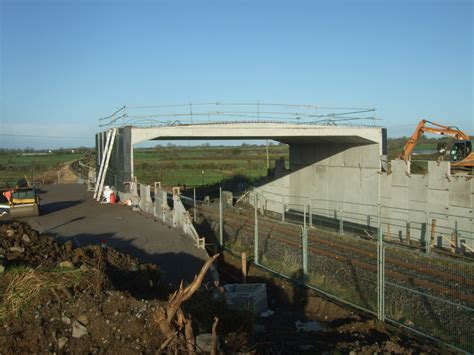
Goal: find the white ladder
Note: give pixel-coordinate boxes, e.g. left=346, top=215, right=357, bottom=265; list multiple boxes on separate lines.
left=94, top=128, right=117, bottom=201
left=93, top=129, right=112, bottom=199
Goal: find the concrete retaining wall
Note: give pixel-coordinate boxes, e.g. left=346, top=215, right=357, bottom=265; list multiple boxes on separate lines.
left=123, top=182, right=205, bottom=250
left=255, top=155, right=473, bottom=248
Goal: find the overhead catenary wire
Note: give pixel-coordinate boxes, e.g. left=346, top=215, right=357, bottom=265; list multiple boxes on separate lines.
left=98, top=102, right=379, bottom=129
left=0, top=133, right=94, bottom=140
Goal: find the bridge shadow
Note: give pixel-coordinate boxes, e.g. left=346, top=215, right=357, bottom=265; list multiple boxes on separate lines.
left=180, top=142, right=360, bottom=201
left=50, top=231, right=214, bottom=298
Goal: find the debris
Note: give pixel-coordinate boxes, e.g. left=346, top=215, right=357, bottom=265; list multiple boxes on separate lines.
left=259, top=309, right=274, bottom=318
left=72, top=320, right=88, bottom=338
left=21, top=234, right=30, bottom=243
left=59, top=261, right=74, bottom=269
left=58, top=337, right=68, bottom=350
left=295, top=320, right=323, bottom=332
left=9, top=246, right=24, bottom=253
left=77, top=314, right=89, bottom=326
left=223, top=283, right=268, bottom=314
left=61, top=316, right=71, bottom=325
left=196, top=333, right=218, bottom=353
left=153, top=254, right=219, bottom=352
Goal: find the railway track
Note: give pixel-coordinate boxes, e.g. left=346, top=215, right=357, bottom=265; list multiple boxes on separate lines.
left=197, top=204, right=474, bottom=307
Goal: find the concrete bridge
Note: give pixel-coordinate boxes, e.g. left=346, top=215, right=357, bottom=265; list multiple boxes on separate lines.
left=95, top=118, right=472, bottom=250
left=96, top=122, right=387, bottom=195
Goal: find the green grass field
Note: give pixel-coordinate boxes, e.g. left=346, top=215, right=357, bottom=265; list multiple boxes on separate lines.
left=133, top=144, right=289, bottom=187
left=0, top=152, right=86, bottom=187
left=134, top=137, right=452, bottom=187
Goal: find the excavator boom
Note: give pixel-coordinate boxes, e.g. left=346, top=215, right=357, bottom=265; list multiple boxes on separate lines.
left=399, top=120, right=470, bottom=160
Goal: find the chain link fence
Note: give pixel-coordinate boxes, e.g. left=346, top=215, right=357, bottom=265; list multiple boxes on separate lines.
left=189, top=186, right=473, bottom=353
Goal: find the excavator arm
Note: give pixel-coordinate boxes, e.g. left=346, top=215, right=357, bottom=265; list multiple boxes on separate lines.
left=399, top=120, right=470, bottom=160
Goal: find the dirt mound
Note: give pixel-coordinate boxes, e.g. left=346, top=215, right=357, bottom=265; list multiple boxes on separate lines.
left=0, top=221, right=161, bottom=298
left=0, top=221, right=165, bottom=353
left=0, top=221, right=251, bottom=353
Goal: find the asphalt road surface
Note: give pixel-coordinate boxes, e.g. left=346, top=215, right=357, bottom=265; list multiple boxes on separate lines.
left=10, top=184, right=210, bottom=286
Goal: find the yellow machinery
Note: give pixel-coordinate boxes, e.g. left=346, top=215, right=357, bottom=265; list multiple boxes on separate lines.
left=1, top=177, right=41, bottom=218
left=400, top=120, right=474, bottom=170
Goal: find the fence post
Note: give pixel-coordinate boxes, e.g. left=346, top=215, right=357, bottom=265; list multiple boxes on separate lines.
left=406, top=222, right=411, bottom=246
left=254, top=194, right=259, bottom=265
left=425, top=212, right=431, bottom=254
left=454, top=221, right=458, bottom=253
left=162, top=191, right=167, bottom=222
left=219, top=187, right=223, bottom=246
left=302, top=204, right=308, bottom=279
left=281, top=195, right=285, bottom=222
left=241, top=252, right=247, bottom=283
left=377, top=203, right=385, bottom=321
left=308, top=198, right=312, bottom=228
left=193, top=188, right=197, bottom=221
left=339, top=209, right=344, bottom=235
left=430, top=219, right=437, bottom=249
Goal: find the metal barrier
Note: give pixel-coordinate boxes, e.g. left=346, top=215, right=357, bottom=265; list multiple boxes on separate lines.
left=195, top=187, right=474, bottom=353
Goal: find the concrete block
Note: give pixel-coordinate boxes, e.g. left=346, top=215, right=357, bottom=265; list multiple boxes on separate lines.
left=343, top=168, right=362, bottom=206
left=223, top=283, right=268, bottom=314
left=327, top=146, right=345, bottom=167
left=427, top=161, right=450, bottom=190
left=313, top=166, right=329, bottom=201
left=326, top=167, right=346, bottom=203
left=407, top=200, right=426, bottom=215
left=143, top=185, right=152, bottom=202
left=360, top=171, right=379, bottom=206
left=427, top=189, right=449, bottom=215
left=380, top=173, right=392, bottom=199
left=391, top=160, right=410, bottom=187
left=343, top=146, right=361, bottom=168
left=450, top=177, right=471, bottom=208
left=360, top=143, right=382, bottom=169
left=408, top=175, right=427, bottom=203
left=390, top=186, right=408, bottom=209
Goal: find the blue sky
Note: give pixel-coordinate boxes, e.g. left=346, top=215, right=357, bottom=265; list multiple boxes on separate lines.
left=0, top=0, right=472, bottom=148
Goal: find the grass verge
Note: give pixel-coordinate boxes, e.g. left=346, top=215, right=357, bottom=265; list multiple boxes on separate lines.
left=0, top=266, right=85, bottom=319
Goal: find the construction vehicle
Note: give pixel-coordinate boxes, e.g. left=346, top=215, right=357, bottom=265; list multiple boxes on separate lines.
left=399, top=120, right=474, bottom=171
left=0, top=177, right=41, bottom=218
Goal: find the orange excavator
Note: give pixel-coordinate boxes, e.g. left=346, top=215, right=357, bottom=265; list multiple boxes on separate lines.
left=399, top=120, right=474, bottom=170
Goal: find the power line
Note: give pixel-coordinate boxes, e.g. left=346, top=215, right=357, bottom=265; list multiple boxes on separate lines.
left=0, top=133, right=94, bottom=140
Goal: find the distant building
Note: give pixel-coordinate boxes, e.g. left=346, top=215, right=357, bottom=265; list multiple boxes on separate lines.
left=21, top=152, right=48, bottom=156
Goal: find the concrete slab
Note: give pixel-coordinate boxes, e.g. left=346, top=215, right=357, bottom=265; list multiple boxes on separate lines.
left=129, top=124, right=384, bottom=146
left=408, top=175, right=428, bottom=203
left=15, top=184, right=210, bottom=287
left=450, top=177, right=471, bottom=208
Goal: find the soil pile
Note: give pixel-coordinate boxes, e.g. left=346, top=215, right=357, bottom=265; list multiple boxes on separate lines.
left=0, top=221, right=251, bottom=354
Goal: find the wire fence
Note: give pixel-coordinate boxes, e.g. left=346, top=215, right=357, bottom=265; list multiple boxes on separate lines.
left=181, top=187, right=474, bottom=353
